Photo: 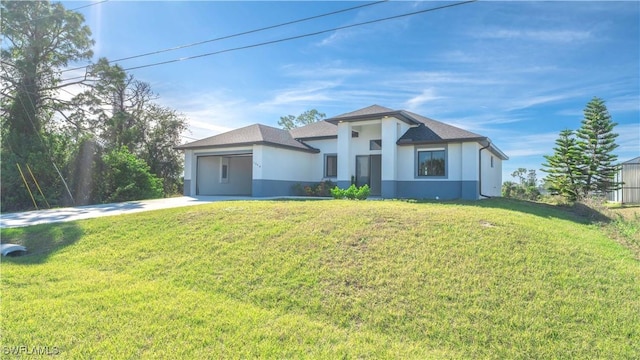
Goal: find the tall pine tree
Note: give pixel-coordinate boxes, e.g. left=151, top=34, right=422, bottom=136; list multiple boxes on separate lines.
left=1, top=0, right=94, bottom=211
left=542, top=129, right=583, bottom=200
left=575, top=97, right=620, bottom=196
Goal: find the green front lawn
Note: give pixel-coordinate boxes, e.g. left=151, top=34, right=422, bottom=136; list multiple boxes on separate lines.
left=2, top=199, right=638, bottom=358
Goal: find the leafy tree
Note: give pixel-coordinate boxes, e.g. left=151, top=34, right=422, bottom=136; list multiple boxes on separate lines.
left=68, top=58, right=188, bottom=198
left=278, top=109, right=326, bottom=130
left=99, top=147, right=163, bottom=203
left=1, top=0, right=94, bottom=211
left=575, top=97, right=620, bottom=196
left=1, top=2, right=187, bottom=209
left=542, top=129, right=583, bottom=200
left=501, top=181, right=517, bottom=198
left=1, top=0, right=93, bottom=138
left=502, top=168, right=540, bottom=200
left=139, top=104, right=188, bottom=195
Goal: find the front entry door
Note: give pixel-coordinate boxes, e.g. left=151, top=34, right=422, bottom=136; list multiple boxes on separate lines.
left=356, top=155, right=381, bottom=196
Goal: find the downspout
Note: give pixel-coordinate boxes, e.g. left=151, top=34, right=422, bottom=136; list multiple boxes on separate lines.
left=479, top=140, right=492, bottom=199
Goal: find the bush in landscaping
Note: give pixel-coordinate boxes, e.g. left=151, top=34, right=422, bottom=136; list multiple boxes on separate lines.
left=292, top=180, right=335, bottom=197
left=331, top=184, right=370, bottom=200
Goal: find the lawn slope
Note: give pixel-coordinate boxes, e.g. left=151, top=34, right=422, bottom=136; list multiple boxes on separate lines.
left=2, top=199, right=638, bottom=358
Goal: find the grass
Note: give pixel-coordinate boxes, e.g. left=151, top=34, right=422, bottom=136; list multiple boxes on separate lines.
left=2, top=199, right=639, bottom=358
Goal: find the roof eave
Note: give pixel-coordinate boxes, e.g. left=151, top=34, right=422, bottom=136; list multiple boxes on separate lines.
left=174, top=141, right=257, bottom=151
left=260, top=141, right=320, bottom=153
left=293, top=135, right=338, bottom=141
left=396, top=136, right=487, bottom=146
left=327, top=111, right=420, bottom=125
left=175, top=141, right=319, bottom=153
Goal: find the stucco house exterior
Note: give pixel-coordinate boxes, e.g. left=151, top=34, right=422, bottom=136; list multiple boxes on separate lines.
left=176, top=105, right=508, bottom=200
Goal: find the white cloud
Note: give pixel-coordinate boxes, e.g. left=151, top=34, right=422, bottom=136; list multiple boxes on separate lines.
left=475, top=29, right=592, bottom=43
left=608, top=95, right=640, bottom=114
left=159, top=91, right=254, bottom=141
left=441, top=114, right=526, bottom=134
left=259, top=81, right=340, bottom=107
left=280, top=62, right=368, bottom=79
left=614, top=123, right=640, bottom=158
left=405, top=88, right=444, bottom=109
left=498, top=131, right=560, bottom=167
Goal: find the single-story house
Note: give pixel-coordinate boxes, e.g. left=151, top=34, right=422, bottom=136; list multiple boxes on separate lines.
left=176, top=105, right=508, bottom=200
left=608, top=156, right=640, bottom=204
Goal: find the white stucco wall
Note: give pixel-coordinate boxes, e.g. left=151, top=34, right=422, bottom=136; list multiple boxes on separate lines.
left=337, top=122, right=353, bottom=184
left=480, top=148, right=503, bottom=197
left=396, top=141, right=481, bottom=182
left=254, top=145, right=315, bottom=182
left=184, top=149, right=194, bottom=181
left=303, top=138, right=338, bottom=180
left=351, top=123, right=382, bottom=156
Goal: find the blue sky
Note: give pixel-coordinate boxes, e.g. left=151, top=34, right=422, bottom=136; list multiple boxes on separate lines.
left=63, top=0, right=639, bottom=181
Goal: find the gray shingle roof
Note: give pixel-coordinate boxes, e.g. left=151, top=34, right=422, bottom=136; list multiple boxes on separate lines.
left=331, top=104, right=395, bottom=119
left=398, top=111, right=485, bottom=143
left=175, top=123, right=318, bottom=152
left=289, top=121, right=337, bottom=139
left=175, top=105, right=507, bottom=159
left=327, top=104, right=422, bottom=125
left=326, top=104, right=485, bottom=142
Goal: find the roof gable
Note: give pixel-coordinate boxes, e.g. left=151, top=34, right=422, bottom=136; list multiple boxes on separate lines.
left=176, top=123, right=318, bottom=152
left=289, top=120, right=337, bottom=139
left=327, top=104, right=419, bottom=125
left=399, top=111, right=484, bottom=143
left=331, top=104, right=395, bottom=119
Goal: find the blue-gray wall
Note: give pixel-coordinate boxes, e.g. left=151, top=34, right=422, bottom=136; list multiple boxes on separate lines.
left=334, top=180, right=478, bottom=200
left=394, top=180, right=478, bottom=200
left=183, top=179, right=191, bottom=196
left=252, top=180, right=325, bottom=197
left=192, top=178, right=479, bottom=200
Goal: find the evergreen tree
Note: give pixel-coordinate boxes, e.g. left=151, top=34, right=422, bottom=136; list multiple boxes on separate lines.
left=542, top=129, right=583, bottom=200
left=575, top=97, right=620, bottom=196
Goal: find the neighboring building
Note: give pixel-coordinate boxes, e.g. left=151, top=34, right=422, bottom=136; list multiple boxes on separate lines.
left=176, top=105, right=508, bottom=200
left=608, top=157, right=640, bottom=204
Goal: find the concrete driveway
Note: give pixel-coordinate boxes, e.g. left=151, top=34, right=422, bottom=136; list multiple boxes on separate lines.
left=0, top=196, right=254, bottom=228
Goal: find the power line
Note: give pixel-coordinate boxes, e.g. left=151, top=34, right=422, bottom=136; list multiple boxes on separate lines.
left=16, top=0, right=109, bottom=24
left=60, top=0, right=476, bottom=83
left=66, top=0, right=109, bottom=12
left=62, top=0, right=387, bottom=73
left=125, top=1, right=476, bottom=71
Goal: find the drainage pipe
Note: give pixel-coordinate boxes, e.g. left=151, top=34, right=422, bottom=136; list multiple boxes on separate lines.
left=479, top=141, right=492, bottom=199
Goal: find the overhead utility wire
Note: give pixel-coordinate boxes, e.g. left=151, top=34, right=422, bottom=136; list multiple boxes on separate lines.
left=124, top=1, right=476, bottom=72
left=62, top=0, right=387, bottom=73
left=66, top=0, right=109, bottom=12
left=17, top=0, right=109, bottom=24
left=61, top=0, right=475, bottom=82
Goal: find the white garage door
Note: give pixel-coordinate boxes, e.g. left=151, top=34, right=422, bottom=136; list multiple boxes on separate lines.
left=196, top=155, right=252, bottom=195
